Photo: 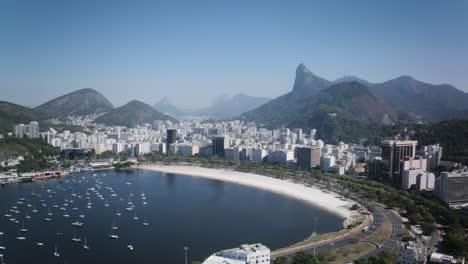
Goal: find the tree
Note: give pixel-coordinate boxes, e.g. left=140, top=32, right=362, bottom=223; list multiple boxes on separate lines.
left=273, top=256, right=288, bottom=264
left=291, top=252, right=317, bottom=264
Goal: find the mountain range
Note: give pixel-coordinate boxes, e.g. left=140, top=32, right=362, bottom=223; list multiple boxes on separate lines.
left=240, top=63, right=468, bottom=143
left=153, top=94, right=271, bottom=118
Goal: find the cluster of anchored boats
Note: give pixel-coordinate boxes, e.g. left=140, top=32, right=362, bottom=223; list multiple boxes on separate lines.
left=0, top=173, right=151, bottom=263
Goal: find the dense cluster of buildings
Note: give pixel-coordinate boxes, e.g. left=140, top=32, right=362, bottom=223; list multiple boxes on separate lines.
left=10, top=120, right=468, bottom=207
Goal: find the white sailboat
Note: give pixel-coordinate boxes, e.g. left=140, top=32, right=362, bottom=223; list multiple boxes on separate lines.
left=83, top=237, right=90, bottom=250
left=16, top=230, right=25, bottom=240
left=0, top=237, right=5, bottom=250
left=142, top=217, right=149, bottom=226
left=20, top=222, right=28, bottom=232
left=72, top=230, right=81, bottom=242
left=53, top=244, right=60, bottom=258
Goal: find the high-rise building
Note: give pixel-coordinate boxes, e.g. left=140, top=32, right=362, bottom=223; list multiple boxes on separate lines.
left=380, top=140, right=417, bottom=185
left=166, top=129, right=177, bottom=146
left=14, top=124, right=26, bottom=138
left=435, top=169, right=468, bottom=204
left=28, top=121, right=39, bottom=138
left=296, top=146, right=321, bottom=168
left=212, top=136, right=229, bottom=157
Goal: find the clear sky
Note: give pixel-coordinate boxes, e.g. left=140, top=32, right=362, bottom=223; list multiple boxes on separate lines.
left=1, top=0, right=467, bottom=108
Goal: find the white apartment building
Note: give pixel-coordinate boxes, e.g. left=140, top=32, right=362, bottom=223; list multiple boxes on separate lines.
left=219, top=243, right=270, bottom=264
left=402, top=168, right=435, bottom=190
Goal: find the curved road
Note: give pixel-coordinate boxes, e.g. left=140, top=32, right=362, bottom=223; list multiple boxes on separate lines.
left=274, top=202, right=403, bottom=263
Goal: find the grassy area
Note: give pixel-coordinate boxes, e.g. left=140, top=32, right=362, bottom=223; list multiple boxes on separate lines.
left=325, top=242, right=375, bottom=264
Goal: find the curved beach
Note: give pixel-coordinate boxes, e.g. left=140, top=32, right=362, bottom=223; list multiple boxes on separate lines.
left=138, top=164, right=354, bottom=222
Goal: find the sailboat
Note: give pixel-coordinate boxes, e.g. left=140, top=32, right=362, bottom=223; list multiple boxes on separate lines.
left=20, top=222, right=28, bottom=232
left=116, top=209, right=121, bottom=216
left=16, top=230, right=25, bottom=240
left=133, top=211, right=139, bottom=220
left=111, top=219, right=118, bottom=230
left=53, top=244, right=60, bottom=258
left=108, top=224, right=119, bottom=239
left=142, top=217, right=149, bottom=226
left=72, top=230, right=81, bottom=242
left=72, top=220, right=83, bottom=227
left=83, top=237, right=90, bottom=250
left=0, top=237, right=5, bottom=250
left=25, top=209, right=31, bottom=219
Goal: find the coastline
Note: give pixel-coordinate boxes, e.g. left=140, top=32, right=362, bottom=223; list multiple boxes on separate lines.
left=137, top=164, right=355, bottom=224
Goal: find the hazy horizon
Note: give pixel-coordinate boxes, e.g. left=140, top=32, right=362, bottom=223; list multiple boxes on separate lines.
left=1, top=0, right=467, bottom=108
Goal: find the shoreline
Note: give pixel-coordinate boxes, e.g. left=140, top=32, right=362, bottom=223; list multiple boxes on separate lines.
left=137, top=164, right=355, bottom=224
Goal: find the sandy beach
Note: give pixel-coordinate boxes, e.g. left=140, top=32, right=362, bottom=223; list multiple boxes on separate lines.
left=137, top=164, right=354, bottom=222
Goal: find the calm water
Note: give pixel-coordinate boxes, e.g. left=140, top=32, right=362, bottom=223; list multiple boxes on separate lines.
left=0, top=169, right=343, bottom=264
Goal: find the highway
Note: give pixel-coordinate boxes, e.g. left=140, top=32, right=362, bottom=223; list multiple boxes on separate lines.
left=274, top=202, right=403, bottom=263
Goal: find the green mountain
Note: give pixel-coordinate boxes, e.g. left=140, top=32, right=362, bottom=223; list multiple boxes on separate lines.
left=0, top=137, right=59, bottom=161
left=240, top=63, right=331, bottom=125
left=240, top=64, right=398, bottom=143
left=312, top=81, right=398, bottom=125
left=286, top=82, right=397, bottom=144
left=370, top=76, right=468, bottom=121
left=0, top=101, right=53, bottom=136
left=35, top=88, right=114, bottom=116
left=96, top=100, right=176, bottom=127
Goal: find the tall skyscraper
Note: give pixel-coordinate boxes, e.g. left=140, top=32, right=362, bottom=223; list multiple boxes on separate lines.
left=380, top=140, right=417, bottom=185
left=212, top=136, right=229, bottom=157
left=166, top=129, right=177, bottom=146
left=296, top=146, right=321, bottom=168
left=28, top=121, right=39, bottom=138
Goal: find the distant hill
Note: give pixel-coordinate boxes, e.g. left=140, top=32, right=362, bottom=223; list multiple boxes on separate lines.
left=198, top=93, right=271, bottom=118
left=0, top=101, right=53, bottom=136
left=36, top=88, right=114, bottom=116
left=153, top=97, right=185, bottom=116
left=96, top=100, right=176, bottom=127
left=370, top=76, right=468, bottom=121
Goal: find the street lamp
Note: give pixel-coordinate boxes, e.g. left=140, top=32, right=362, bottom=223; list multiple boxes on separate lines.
left=184, top=246, right=189, bottom=264
left=314, top=217, right=317, bottom=255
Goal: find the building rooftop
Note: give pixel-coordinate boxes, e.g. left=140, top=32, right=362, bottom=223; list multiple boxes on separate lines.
left=222, top=243, right=269, bottom=254
left=202, top=256, right=245, bottom=264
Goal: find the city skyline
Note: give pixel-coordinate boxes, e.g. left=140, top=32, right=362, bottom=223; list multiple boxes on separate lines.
left=1, top=0, right=467, bottom=108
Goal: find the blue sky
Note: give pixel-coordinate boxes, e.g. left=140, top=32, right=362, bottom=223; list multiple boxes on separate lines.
left=1, top=0, right=467, bottom=108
